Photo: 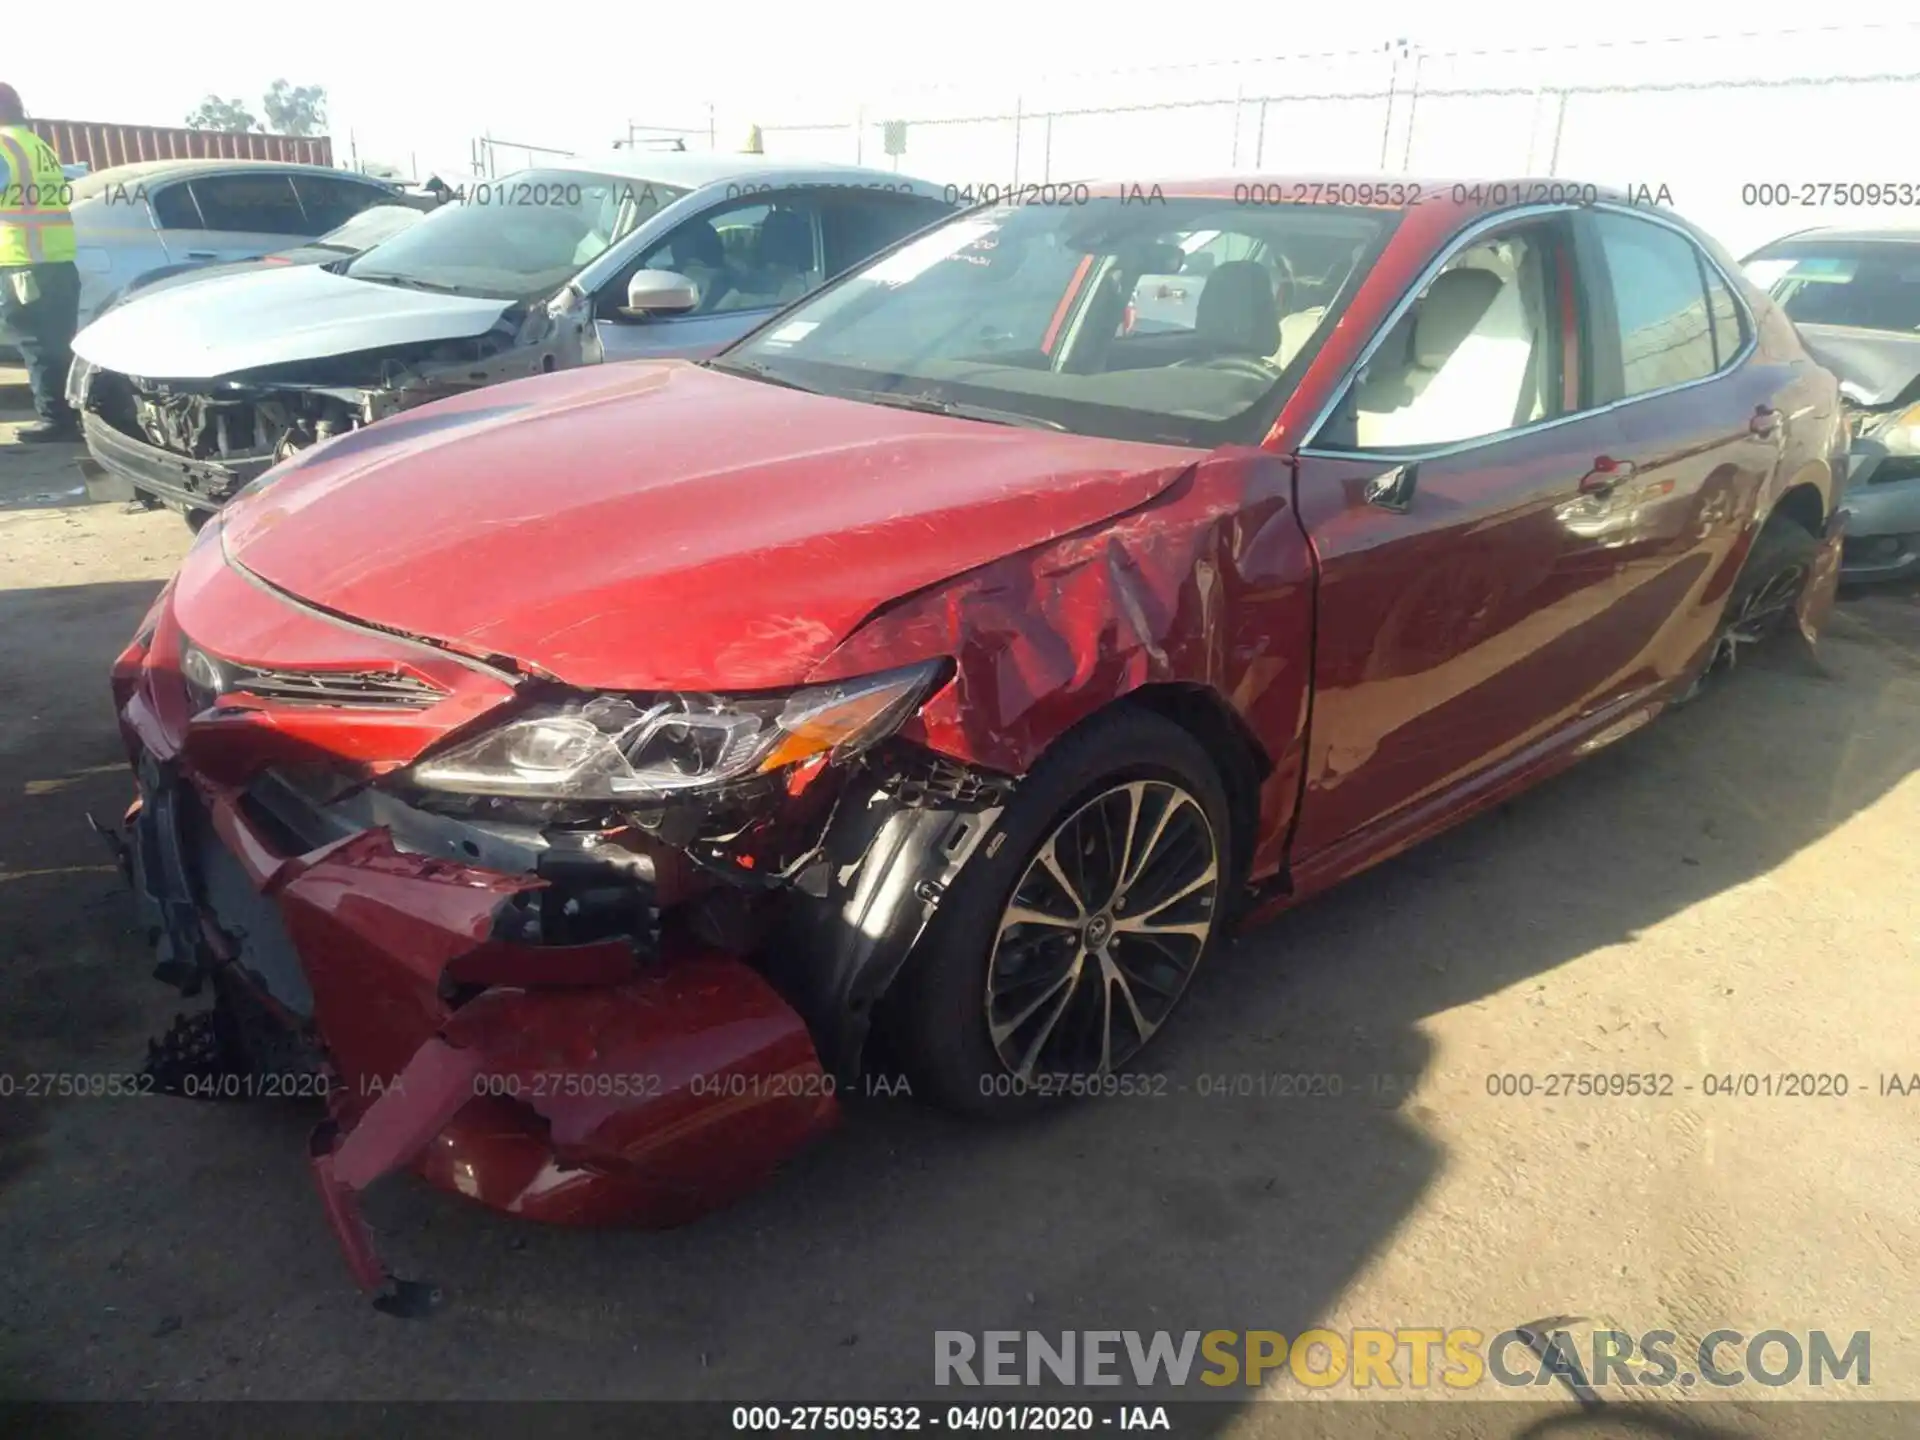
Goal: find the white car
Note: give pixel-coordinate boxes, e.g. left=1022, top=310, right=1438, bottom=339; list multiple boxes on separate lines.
left=68, top=151, right=954, bottom=524
left=2, top=159, right=403, bottom=347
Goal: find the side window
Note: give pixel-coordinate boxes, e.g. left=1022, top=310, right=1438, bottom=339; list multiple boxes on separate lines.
left=188, top=173, right=309, bottom=235
left=1318, top=221, right=1563, bottom=452
left=1590, top=212, right=1718, bottom=397
left=635, top=194, right=821, bottom=316
left=820, top=193, right=952, bottom=277
left=294, top=175, right=389, bottom=232
left=148, top=182, right=201, bottom=229
left=1187, top=231, right=1260, bottom=274
left=1703, top=263, right=1745, bottom=369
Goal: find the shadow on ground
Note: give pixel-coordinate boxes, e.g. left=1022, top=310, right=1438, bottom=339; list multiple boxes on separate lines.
left=0, top=573, right=1914, bottom=1434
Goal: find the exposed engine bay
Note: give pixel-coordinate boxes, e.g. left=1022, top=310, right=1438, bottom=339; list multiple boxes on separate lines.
left=71, top=298, right=590, bottom=514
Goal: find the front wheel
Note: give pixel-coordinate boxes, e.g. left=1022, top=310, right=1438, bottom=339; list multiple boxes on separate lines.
left=883, top=708, right=1233, bottom=1117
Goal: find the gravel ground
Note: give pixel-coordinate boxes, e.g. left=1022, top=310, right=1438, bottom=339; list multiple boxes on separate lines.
left=1, top=373, right=1915, bottom=1437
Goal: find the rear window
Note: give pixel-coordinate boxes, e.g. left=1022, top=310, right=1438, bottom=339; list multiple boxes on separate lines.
left=1743, top=240, right=1920, bottom=332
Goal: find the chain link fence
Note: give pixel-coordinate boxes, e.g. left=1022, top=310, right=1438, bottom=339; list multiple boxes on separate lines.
left=738, top=22, right=1920, bottom=257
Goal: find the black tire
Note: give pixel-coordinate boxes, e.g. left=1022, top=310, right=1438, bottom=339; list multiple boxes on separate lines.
left=1689, top=514, right=1820, bottom=694
left=882, top=707, right=1234, bottom=1117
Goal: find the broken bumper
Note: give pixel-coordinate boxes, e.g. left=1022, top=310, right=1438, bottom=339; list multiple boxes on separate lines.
left=82, top=411, right=269, bottom=515
left=114, top=754, right=839, bottom=1309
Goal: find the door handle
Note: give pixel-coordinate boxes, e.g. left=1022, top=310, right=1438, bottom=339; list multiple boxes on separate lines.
left=1749, top=405, right=1781, bottom=439
left=184, top=250, right=218, bottom=260
left=1578, top=456, right=1636, bottom=496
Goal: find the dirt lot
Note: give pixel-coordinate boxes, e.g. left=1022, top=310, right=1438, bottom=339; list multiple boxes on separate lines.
left=2, top=372, right=1916, bottom=1433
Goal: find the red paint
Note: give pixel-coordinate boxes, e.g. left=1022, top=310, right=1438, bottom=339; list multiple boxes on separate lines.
left=219, top=364, right=1201, bottom=692
left=113, top=176, right=1850, bottom=1295
left=1043, top=254, right=1095, bottom=354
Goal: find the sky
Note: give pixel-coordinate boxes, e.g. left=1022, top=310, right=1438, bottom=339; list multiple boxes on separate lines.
left=26, top=0, right=1920, bottom=257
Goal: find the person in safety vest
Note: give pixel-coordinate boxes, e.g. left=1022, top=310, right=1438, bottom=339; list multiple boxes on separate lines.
left=0, top=83, right=81, bottom=442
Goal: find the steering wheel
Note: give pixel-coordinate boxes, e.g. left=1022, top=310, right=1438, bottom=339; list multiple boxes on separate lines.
left=1170, top=354, right=1280, bottom=381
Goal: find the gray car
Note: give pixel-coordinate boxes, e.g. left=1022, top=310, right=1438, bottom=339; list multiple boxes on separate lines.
left=1743, top=226, right=1920, bottom=584
left=67, top=151, right=954, bottom=525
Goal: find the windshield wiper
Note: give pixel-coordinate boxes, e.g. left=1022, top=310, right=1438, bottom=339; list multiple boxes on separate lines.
left=848, top=390, right=1067, bottom=431
left=352, top=272, right=467, bottom=294
left=702, top=358, right=822, bottom=395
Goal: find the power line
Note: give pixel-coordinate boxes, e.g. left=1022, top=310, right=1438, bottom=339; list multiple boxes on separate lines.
left=758, top=67, right=1920, bottom=136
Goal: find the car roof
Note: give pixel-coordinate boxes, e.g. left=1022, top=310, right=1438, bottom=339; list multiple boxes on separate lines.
left=71, top=158, right=392, bottom=201
left=1746, top=224, right=1920, bottom=251
left=519, top=150, right=939, bottom=191
left=1077, top=173, right=1642, bottom=210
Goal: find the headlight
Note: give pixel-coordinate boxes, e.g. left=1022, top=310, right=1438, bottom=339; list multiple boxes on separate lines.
left=178, top=639, right=228, bottom=714
left=406, top=660, right=944, bottom=801
left=1864, top=400, right=1920, bottom=455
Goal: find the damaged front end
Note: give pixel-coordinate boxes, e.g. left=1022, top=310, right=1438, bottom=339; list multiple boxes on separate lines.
left=1797, top=324, right=1920, bottom=582
left=71, top=297, right=587, bottom=519
left=104, top=560, right=1011, bottom=1310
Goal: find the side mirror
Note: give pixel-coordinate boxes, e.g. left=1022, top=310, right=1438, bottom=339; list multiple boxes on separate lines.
left=1364, top=463, right=1418, bottom=513
left=624, top=269, right=699, bottom=317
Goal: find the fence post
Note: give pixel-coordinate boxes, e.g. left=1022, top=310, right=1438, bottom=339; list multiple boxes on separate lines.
left=1012, top=96, right=1022, bottom=186
left=856, top=104, right=865, bottom=165
left=1043, top=113, right=1053, bottom=182
left=1400, top=49, right=1423, bottom=172
left=1547, top=90, right=1568, bottom=177
left=1378, top=44, right=1399, bottom=170
left=1254, top=98, right=1267, bottom=169
left=1230, top=84, right=1244, bottom=168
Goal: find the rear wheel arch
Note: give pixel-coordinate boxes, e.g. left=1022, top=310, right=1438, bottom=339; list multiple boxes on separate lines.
left=1767, top=478, right=1826, bottom=538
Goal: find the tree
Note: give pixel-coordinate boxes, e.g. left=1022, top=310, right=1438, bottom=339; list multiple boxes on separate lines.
left=262, top=80, right=328, bottom=137
left=185, top=96, right=259, bottom=133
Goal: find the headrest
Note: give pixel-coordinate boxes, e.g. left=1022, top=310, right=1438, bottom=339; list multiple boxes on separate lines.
left=759, top=209, right=812, bottom=270
left=1413, top=269, right=1503, bottom=367
left=1194, top=260, right=1279, bottom=355
left=681, top=219, right=724, bottom=269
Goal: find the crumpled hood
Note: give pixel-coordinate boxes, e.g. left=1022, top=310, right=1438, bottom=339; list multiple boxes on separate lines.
left=1798, top=323, right=1920, bottom=410
left=71, top=262, right=513, bottom=380
left=219, top=361, right=1201, bottom=691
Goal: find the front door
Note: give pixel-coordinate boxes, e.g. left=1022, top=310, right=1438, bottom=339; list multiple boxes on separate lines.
left=1286, top=208, right=1667, bottom=867
left=595, top=192, right=825, bottom=363
left=162, top=172, right=312, bottom=265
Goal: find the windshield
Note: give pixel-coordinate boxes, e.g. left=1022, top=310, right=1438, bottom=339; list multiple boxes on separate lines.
left=345, top=169, right=690, bottom=301
left=317, top=204, right=423, bottom=253
left=716, top=197, right=1397, bottom=446
left=1743, top=239, right=1920, bottom=332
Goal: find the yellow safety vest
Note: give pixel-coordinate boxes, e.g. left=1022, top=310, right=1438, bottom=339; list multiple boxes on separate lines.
left=0, top=124, right=77, bottom=266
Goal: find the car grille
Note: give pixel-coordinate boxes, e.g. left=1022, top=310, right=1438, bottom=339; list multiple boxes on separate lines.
left=224, top=664, right=447, bottom=710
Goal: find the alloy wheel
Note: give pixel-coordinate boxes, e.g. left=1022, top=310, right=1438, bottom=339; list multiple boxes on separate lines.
left=983, top=779, right=1220, bottom=1080
left=1709, top=562, right=1808, bottom=674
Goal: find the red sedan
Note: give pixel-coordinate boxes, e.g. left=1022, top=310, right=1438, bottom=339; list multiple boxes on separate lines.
left=104, top=176, right=1846, bottom=1310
